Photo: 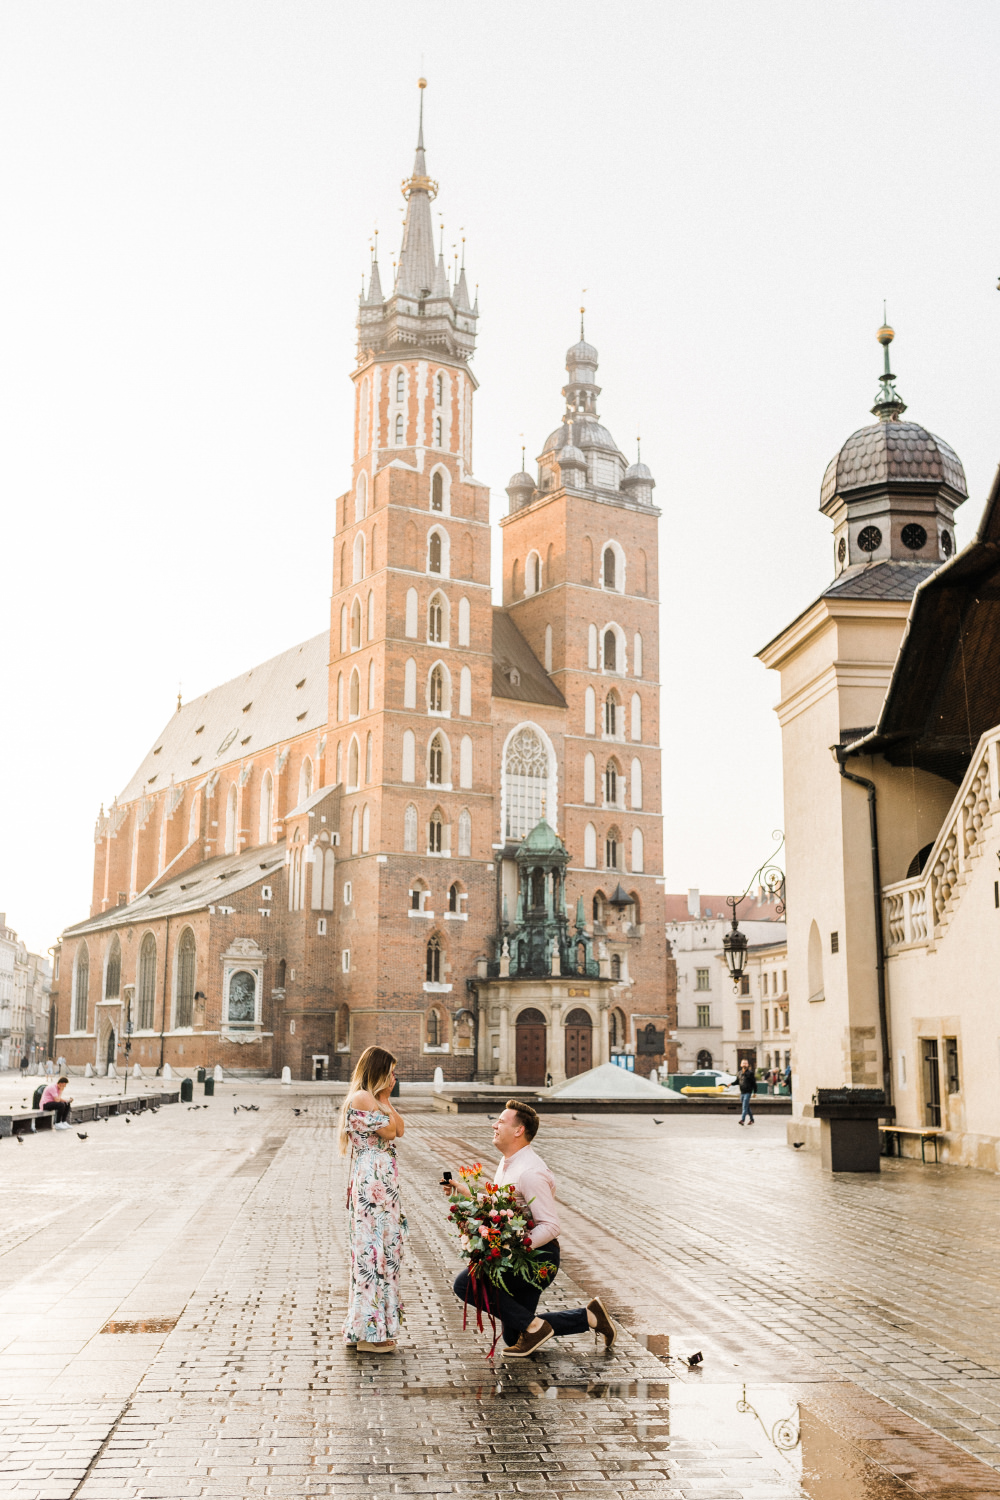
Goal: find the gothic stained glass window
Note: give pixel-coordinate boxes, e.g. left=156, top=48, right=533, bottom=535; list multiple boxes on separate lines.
left=428, top=812, right=443, bottom=853
left=504, top=726, right=549, bottom=840
left=429, top=596, right=444, bottom=642
left=138, top=933, right=156, bottom=1029
left=426, top=939, right=442, bottom=984
left=432, top=471, right=444, bottom=511
left=428, top=531, right=442, bottom=574
left=604, top=629, right=617, bottom=671
left=395, top=369, right=405, bottom=402
left=429, top=665, right=444, bottom=712
left=74, top=943, right=90, bottom=1031
left=429, top=733, right=445, bottom=784
left=104, top=936, right=121, bottom=999
left=227, top=970, right=257, bottom=1026
left=175, top=928, right=196, bottom=1027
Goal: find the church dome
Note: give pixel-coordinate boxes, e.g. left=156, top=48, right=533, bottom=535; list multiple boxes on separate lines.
left=623, top=461, right=654, bottom=485
left=542, top=417, right=621, bottom=457
left=559, top=444, right=586, bottom=468
left=506, top=469, right=535, bottom=492
left=820, top=421, right=967, bottom=509
left=566, top=338, right=598, bottom=367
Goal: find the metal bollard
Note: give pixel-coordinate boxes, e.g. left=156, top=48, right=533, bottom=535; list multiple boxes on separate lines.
left=197, top=1067, right=206, bottom=1083
left=203, top=1077, right=215, bottom=1097
left=180, top=1078, right=194, bottom=1103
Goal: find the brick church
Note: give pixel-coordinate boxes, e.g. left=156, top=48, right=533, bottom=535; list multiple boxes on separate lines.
left=52, top=90, right=675, bottom=1084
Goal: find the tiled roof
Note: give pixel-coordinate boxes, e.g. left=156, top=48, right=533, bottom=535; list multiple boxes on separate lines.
left=63, top=844, right=287, bottom=938
left=822, top=560, right=940, bottom=602
left=821, top=421, right=967, bottom=507
left=492, top=610, right=565, bottom=708
left=663, top=892, right=784, bottom=923
left=118, top=633, right=329, bottom=804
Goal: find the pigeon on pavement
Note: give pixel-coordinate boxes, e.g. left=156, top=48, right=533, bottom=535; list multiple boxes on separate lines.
left=77, top=1132, right=89, bottom=1141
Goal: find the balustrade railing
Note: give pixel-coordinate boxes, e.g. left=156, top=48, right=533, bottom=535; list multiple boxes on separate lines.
left=883, top=726, right=1000, bottom=952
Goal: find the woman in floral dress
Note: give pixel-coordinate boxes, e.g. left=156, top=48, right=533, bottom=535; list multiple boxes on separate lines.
left=339, top=1046, right=406, bottom=1352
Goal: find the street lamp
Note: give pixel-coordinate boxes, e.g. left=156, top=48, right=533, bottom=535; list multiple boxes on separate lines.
left=724, top=831, right=786, bottom=991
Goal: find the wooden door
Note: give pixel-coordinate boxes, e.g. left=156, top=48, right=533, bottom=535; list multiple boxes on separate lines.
left=516, top=1025, right=546, bottom=1087
left=565, top=1025, right=592, bottom=1078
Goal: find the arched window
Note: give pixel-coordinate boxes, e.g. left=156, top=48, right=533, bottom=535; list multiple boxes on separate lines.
left=429, top=733, right=445, bottom=784
left=511, top=558, right=520, bottom=598
left=606, top=828, right=620, bottom=869
left=348, top=737, right=359, bottom=790
left=544, top=624, right=553, bottom=672
left=428, top=809, right=444, bottom=854
left=588, top=623, right=598, bottom=669
left=427, top=1006, right=441, bottom=1045
left=584, top=823, right=597, bottom=868
left=449, top=882, right=460, bottom=912
left=431, top=470, right=444, bottom=512
left=404, top=658, right=417, bottom=709
left=582, top=535, right=594, bottom=583
left=355, top=471, right=367, bottom=522
left=396, top=369, right=405, bottom=403
left=365, top=731, right=373, bottom=783
left=351, top=597, right=361, bottom=649
left=299, top=756, right=314, bottom=803
left=224, top=784, right=238, bottom=854
left=348, top=669, right=359, bottom=719
left=629, top=890, right=642, bottom=923
left=188, top=791, right=201, bottom=844
left=593, top=891, right=606, bottom=924
left=259, top=771, right=273, bottom=844
left=105, top=935, right=121, bottom=999
left=610, top=953, right=621, bottom=980
left=394, top=412, right=404, bottom=444
left=335, top=741, right=343, bottom=784
left=605, top=760, right=618, bottom=805
left=434, top=416, right=443, bottom=446
left=605, top=692, right=619, bottom=736
left=336, top=672, right=344, bottom=720
left=631, top=828, right=644, bottom=872
left=603, top=547, right=617, bottom=588
left=631, top=693, right=642, bottom=741
left=340, top=604, right=348, bottom=652
left=585, top=686, right=596, bottom=735
left=402, top=729, right=416, bottom=782
left=405, top=587, right=418, bottom=638
left=138, top=933, right=157, bottom=1029
left=630, top=758, right=643, bottom=809
left=368, top=659, right=376, bottom=710
left=436, top=372, right=444, bottom=406
left=458, top=596, right=470, bottom=646
left=460, top=734, right=472, bottom=789
left=367, top=590, right=374, bottom=640
left=604, top=629, right=617, bottom=672
left=429, top=664, right=445, bottom=712
left=459, top=666, right=471, bottom=716
left=404, top=802, right=418, bottom=852
left=634, top=632, right=643, bottom=676
left=73, top=943, right=90, bottom=1031
left=353, top=532, right=365, bottom=583
left=426, top=937, right=442, bottom=984
left=351, top=806, right=359, bottom=854
left=697, top=1049, right=713, bottom=1070
left=428, top=530, right=442, bottom=574
left=504, top=726, right=550, bottom=839
left=525, top=551, right=541, bottom=595
left=428, top=593, right=445, bottom=642
left=583, top=752, right=596, bottom=803
left=362, top=804, right=370, bottom=853
left=277, top=958, right=287, bottom=990
left=175, top=928, right=196, bottom=1028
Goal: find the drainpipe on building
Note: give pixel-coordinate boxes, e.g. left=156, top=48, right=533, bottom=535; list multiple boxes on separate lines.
left=835, top=753, right=892, bottom=1105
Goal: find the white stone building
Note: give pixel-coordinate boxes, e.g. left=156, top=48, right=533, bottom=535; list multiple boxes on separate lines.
left=665, top=889, right=784, bottom=1072
left=718, top=937, right=791, bottom=1079
left=0, top=915, right=15, bottom=1069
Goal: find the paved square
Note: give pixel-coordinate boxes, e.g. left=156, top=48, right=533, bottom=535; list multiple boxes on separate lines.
left=2, top=1081, right=1000, bottom=1498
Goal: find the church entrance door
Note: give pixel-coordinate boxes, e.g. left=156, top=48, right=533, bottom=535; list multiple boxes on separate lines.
left=515, top=1009, right=546, bottom=1087
left=564, top=1008, right=593, bottom=1078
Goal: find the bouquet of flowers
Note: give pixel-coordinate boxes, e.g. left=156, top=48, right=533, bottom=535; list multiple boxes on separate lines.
left=445, top=1162, right=555, bottom=1294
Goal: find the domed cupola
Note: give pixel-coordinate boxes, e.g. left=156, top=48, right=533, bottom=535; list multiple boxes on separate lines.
left=622, top=448, right=656, bottom=506
left=822, top=321, right=967, bottom=578
left=505, top=465, right=536, bottom=511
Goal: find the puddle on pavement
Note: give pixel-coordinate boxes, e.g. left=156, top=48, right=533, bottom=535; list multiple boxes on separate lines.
left=390, top=1377, right=914, bottom=1498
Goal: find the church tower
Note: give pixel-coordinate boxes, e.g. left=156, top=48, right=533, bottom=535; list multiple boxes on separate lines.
left=499, top=325, right=667, bottom=1043
left=328, top=83, right=493, bottom=1068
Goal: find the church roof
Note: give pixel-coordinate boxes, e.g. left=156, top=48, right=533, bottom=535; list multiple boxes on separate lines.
left=822, top=559, right=941, bottom=601
left=821, top=420, right=967, bottom=509
left=63, top=843, right=287, bottom=937
left=491, top=609, right=565, bottom=708
left=117, top=632, right=329, bottom=805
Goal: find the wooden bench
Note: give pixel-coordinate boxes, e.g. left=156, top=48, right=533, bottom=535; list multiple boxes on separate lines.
left=0, top=1108, right=55, bottom=1138
left=881, top=1126, right=943, bottom=1163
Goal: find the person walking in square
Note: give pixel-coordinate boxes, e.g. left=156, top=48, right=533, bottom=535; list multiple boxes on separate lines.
left=445, top=1100, right=616, bottom=1359
left=339, top=1047, right=406, bottom=1354
left=738, top=1059, right=756, bottom=1125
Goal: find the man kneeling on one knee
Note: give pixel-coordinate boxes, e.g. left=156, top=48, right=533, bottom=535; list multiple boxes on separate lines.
left=446, top=1098, right=616, bottom=1359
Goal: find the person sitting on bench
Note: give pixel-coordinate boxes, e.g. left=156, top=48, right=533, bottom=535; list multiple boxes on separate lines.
left=40, top=1077, right=72, bottom=1129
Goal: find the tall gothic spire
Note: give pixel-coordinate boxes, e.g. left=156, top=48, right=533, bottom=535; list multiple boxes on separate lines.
left=396, top=79, right=438, bottom=299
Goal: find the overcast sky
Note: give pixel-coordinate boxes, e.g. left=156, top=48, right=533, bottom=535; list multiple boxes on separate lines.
left=1, top=2, right=998, bottom=953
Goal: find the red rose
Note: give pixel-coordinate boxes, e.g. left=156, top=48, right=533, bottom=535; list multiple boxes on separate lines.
left=523, top=1237, right=532, bottom=1248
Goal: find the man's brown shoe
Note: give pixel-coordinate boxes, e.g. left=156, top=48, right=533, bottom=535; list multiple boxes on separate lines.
left=501, top=1322, right=554, bottom=1358
left=587, top=1298, right=616, bottom=1349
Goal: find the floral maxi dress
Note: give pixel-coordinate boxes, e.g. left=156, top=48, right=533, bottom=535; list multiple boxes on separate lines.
left=342, top=1108, right=406, bottom=1345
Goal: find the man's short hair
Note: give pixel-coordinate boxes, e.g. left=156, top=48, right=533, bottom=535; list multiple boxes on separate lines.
left=505, top=1098, right=539, bottom=1142
left=57, top=1076, right=69, bottom=1086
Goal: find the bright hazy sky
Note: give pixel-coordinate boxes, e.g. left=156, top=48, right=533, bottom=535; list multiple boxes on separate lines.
left=2, top=2, right=998, bottom=953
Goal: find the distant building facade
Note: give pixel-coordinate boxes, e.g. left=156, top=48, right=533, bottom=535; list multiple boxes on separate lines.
left=719, top=937, right=790, bottom=1079
left=665, top=888, right=784, bottom=1072
left=0, top=915, right=52, bottom=1070
left=51, top=96, right=673, bottom=1084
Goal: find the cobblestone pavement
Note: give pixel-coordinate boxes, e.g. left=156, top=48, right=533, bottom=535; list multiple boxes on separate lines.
left=3, top=1085, right=1000, bottom=1498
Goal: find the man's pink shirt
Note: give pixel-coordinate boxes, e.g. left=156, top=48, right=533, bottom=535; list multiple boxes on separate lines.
left=495, top=1144, right=560, bottom=1249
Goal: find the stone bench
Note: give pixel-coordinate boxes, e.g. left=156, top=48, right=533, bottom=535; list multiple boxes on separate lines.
left=881, top=1126, right=943, bottom=1164
left=0, top=1108, right=55, bottom=1138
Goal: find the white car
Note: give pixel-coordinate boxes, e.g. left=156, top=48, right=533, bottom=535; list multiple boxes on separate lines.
left=690, top=1068, right=737, bottom=1086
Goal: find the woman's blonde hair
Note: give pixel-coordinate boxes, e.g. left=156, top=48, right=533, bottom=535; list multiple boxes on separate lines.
left=338, top=1045, right=397, bottom=1155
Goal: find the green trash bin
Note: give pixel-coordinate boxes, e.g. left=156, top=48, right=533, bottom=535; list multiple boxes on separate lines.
left=197, top=1067, right=206, bottom=1083
left=204, top=1077, right=215, bottom=1097
left=180, top=1078, right=193, bottom=1103
left=391, top=1078, right=400, bottom=1098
